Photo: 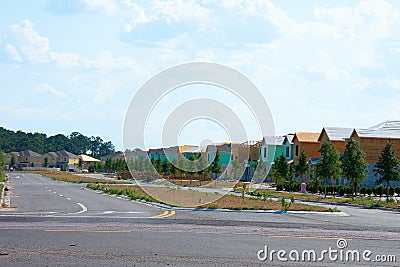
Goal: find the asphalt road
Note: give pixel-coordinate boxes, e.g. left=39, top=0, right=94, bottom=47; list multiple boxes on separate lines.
left=0, top=172, right=399, bottom=266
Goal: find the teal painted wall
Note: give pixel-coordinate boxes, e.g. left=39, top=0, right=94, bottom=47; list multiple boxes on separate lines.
left=207, top=152, right=232, bottom=165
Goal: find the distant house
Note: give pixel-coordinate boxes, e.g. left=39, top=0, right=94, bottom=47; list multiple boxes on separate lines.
left=349, top=121, right=400, bottom=163
left=282, top=134, right=295, bottom=161
left=44, top=150, right=79, bottom=171
left=100, top=151, right=125, bottom=162
left=259, top=136, right=285, bottom=164
left=125, top=149, right=148, bottom=161
left=292, top=132, right=320, bottom=164
left=79, top=154, right=100, bottom=170
left=318, top=127, right=353, bottom=155
left=148, top=145, right=194, bottom=162
left=347, top=120, right=400, bottom=186
left=183, top=146, right=206, bottom=160
left=206, top=143, right=232, bottom=165
left=5, top=150, right=44, bottom=169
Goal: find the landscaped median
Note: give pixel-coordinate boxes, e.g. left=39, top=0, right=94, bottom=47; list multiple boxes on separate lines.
left=37, top=171, right=129, bottom=184
left=248, top=189, right=400, bottom=211
left=86, top=183, right=338, bottom=212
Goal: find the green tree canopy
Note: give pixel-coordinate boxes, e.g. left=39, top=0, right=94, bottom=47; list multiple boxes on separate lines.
left=295, top=149, right=310, bottom=183
left=373, top=142, right=400, bottom=203
left=210, top=150, right=222, bottom=174
left=315, top=141, right=341, bottom=195
left=342, top=139, right=368, bottom=199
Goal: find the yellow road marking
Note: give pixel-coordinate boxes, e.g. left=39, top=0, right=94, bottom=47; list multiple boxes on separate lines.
left=268, top=235, right=352, bottom=241
left=162, top=210, right=175, bottom=218
left=151, top=210, right=176, bottom=218
left=44, top=230, right=131, bottom=233
left=151, top=210, right=169, bottom=218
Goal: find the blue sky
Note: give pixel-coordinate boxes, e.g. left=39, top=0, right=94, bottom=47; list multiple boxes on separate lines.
left=1, top=0, right=400, bottom=150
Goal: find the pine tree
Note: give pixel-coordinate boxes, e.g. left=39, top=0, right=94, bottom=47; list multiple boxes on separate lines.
left=295, top=149, right=310, bottom=183
left=315, top=141, right=341, bottom=196
left=342, top=139, right=368, bottom=199
left=374, top=142, right=400, bottom=203
left=211, top=149, right=222, bottom=175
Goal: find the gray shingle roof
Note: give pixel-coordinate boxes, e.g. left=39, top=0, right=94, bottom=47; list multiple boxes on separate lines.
left=354, top=120, right=400, bottom=139
left=206, top=143, right=232, bottom=153
left=283, top=134, right=295, bottom=144
left=262, top=136, right=285, bottom=145
left=10, top=150, right=42, bottom=157
left=320, top=127, right=354, bottom=141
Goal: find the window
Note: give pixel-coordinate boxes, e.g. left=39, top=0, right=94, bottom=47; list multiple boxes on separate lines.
left=264, top=147, right=267, bottom=158
left=286, top=147, right=290, bottom=157
left=295, top=145, right=299, bottom=157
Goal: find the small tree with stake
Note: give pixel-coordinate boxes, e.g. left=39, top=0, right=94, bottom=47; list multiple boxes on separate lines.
left=341, top=139, right=368, bottom=200
left=295, top=149, right=310, bottom=183
left=315, top=141, right=341, bottom=197
left=373, top=142, right=400, bottom=203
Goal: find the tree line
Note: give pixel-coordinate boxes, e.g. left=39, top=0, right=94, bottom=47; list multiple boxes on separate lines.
left=0, top=127, right=115, bottom=158
left=270, top=139, right=400, bottom=202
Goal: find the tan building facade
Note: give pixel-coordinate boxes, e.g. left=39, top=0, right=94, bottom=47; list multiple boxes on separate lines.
left=292, top=132, right=320, bottom=163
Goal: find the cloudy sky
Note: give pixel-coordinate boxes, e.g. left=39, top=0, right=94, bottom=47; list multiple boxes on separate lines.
left=1, top=0, right=400, bottom=150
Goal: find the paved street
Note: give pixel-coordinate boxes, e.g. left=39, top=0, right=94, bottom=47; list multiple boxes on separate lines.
left=0, top=173, right=399, bottom=266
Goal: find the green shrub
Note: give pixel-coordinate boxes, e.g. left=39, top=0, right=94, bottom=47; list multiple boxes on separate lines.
left=359, top=187, right=367, bottom=196
left=365, top=187, right=373, bottom=196
left=389, top=187, right=395, bottom=196
left=395, top=187, right=400, bottom=196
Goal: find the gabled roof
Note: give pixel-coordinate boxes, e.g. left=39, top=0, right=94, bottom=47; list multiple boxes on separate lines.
left=79, top=154, right=100, bottom=162
left=206, top=143, right=232, bottom=153
left=55, top=150, right=78, bottom=159
left=10, top=150, right=42, bottom=157
left=293, top=132, right=320, bottom=143
left=352, top=120, right=400, bottom=139
left=184, top=146, right=207, bottom=153
left=368, top=120, right=400, bottom=130
left=127, top=148, right=148, bottom=157
left=178, top=145, right=195, bottom=153
left=319, top=127, right=353, bottom=142
left=353, top=128, right=400, bottom=139
left=262, top=136, right=285, bottom=146
left=283, top=134, right=295, bottom=144
left=101, top=151, right=124, bottom=160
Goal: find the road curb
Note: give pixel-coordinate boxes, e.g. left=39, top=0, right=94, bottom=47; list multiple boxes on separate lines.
left=84, top=187, right=347, bottom=215
left=294, top=198, right=400, bottom=213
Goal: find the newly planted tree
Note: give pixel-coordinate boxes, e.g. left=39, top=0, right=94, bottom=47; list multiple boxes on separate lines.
left=210, top=149, right=222, bottom=176
left=295, top=149, right=310, bottom=183
left=272, top=154, right=288, bottom=190
left=341, top=139, right=368, bottom=200
left=373, top=142, right=400, bottom=203
left=315, top=141, right=341, bottom=196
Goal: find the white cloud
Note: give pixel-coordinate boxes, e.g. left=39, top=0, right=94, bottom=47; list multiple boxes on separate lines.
left=122, top=1, right=153, bottom=32
left=35, top=83, right=66, bottom=97
left=82, top=0, right=117, bottom=14
left=4, top=44, right=22, bottom=62
left=6, top=20, right=50, bottom=63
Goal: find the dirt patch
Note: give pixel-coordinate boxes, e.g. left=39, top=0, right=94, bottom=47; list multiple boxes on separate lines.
left=89, top=184, right=331, bottom=212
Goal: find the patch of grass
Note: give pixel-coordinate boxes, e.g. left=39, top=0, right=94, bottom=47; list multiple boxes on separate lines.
left=254, top=189, right=399, bottom=210
left=0, top=173, right=5, bottom=183
left=86, top=183, right=333, bottom=212
left=38, top=171, right=127, bottom=184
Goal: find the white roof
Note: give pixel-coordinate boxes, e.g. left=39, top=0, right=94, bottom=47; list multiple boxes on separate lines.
left=321, top=127, right=354, bottom=141
left=355, top=120, right=400, bottom=139
left=262, top=136, right=285, bottom=145
left=79, top=154, right=100, bottom=162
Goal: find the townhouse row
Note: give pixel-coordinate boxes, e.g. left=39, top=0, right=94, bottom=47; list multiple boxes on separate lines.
left=105, top=120, right=399, bottom=186
left=2, top=150, right=100, bottom=171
